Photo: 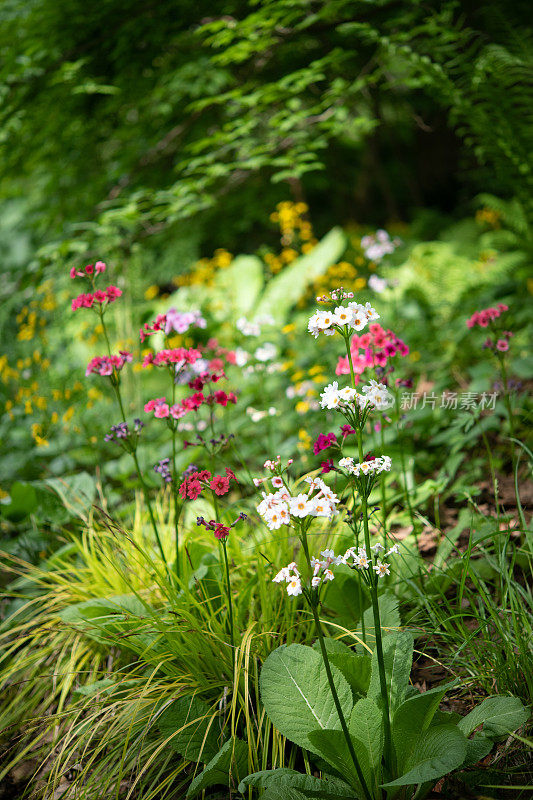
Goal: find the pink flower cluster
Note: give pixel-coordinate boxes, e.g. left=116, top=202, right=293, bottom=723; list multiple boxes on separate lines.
left=72, top=286, right=122, bottom=311
left=140, top=314, right=167, bottom=343
left=85, top=351, right=132, bottom=377
left=313, top=432, right=337, bottom=455
left=466, top=304, right=508, bottom=329
left=70, top=261, right=106, bottom=279
left=144, top=389, right=237, bottom=420
left=336, top=323, right=409, bottom=377
left=483, top=331, right=514, bottom=353
left=139, top=310, right=207, bottom=343
left=142, top=347, right=202, bottom=368
left=179, top=468, right=236, bottom=500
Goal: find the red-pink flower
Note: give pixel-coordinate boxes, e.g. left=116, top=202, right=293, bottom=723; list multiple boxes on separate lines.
left=95, top=261, right=106, bottom=274
left=154, top=403, right=170, bottom=418
left=496, top=339, right=509, bottom=351
left=210, top=475, right=230, bottom=495
left=214, top=523, right=230, bottom=540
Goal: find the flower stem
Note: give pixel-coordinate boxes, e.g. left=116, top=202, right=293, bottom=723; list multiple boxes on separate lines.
left=222, top=539, right=235, bottom=674
left=171, top=375, right=180, bottom=578
left=300, top=531, right=372, bottom=800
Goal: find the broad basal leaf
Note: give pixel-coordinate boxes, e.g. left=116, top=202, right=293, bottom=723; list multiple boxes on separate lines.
left=368, top=631, right=413, bottom=711
left=308, top=728, right=367, bottom=796
left=238, top=768, right=354, bottom=797
left=381, top=725, right=467, bottom=788
left=349, top=697, right=384, bottom=774
left=260, top=644, right=353, bottom=752
left=186, top=737, right=248, bottom=798
left=458, top=695, right=529, bottom=738
left=392, top=680, right=457, bottom=771
left=158, top=695, right=221, bottom=763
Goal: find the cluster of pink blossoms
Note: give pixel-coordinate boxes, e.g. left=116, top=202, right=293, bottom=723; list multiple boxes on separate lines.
left=336, top=323, right=409, bottom=378
left=139, top=310, right=206, bottom=343
left=179, top=467, right=236, bottom=500
left=70, top=261, right=106, bottom=279
left=72, top=285, right=122, bottom=311
left=466, top=304, right=508, bottom=329
left=86, top=352, right=132, bottom=377
left=144, top=389, right=237, bottom=420
left=142, top=347, right=202, bottom=368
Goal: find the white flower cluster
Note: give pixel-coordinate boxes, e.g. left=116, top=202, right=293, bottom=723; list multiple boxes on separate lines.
left=236, top=314, right=274, bottom=337
left=361, top=229, right=401, bottom=263
left=273, top=549, right=340, bottom=596
left=246, top=406, right=278, bottom=423
left=273, top=543, right=400, bottom=595
left=320, top=379, right=394, bottom=411
left=257, top=476, right=340, bottom=530
left=338, top=455, right=392, bottom=476
left=308, top=302, right=379, bottom=338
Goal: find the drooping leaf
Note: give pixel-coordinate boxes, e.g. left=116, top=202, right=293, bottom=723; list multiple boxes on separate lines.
left=186, top=737, right=248, bottom=798
left=458, top=695, right=529, bottom=738
left=260, top=644, right=353, bottom=752
left=368, top=631, right=413, bottom=711
left=381, top=725, right=468, bottom=788
left=238, top=768, right=354, bottom=797
left=158, top=695, right=222, bottom=763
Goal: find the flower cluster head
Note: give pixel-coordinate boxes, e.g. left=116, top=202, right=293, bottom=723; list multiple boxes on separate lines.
left=319, top=379, right=394, bottom=412
left=142, top=347, right=202, bottom=368
left=313, top=432, right=338, bottom=455
left=70, top=261, right=107, bottom=279
left=72, top=285, right=122, bottom=311
left=179, top=467, right=236, bottom=500
left=154, top=458, right=172, bottom=484
left=343, top=542, right=399, bottom=576
left=196, top=511, right=247, bottom=540
left=339, top=454, right=392, bottom=476
left=236, top=314, right=274, bottom=337
left=466, top=304, right=508, bottom=330
left=336, top=323, right=409, bottom=377
left=86, top=351, right=132, bottom=377
left=308, top=301, right=379, bottom=338
left=360, top=229, right=401, bottom=263
left=144, top=387, right=237, bottom=420
left=104, top=417, right=143, bottom=443
left=257, top=474, right=340, bottom=530
left=165, top=308, right=206, bottom=334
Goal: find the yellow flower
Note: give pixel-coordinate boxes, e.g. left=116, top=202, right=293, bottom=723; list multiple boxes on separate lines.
left=0, top=487, right=8, bottom=500
left=281, top=248, right=298, bottom=264
left=63, top=407, right=75, bottom=422
left=5, top=400, right=13, bottom=411
left=64, top=389, right=72, bottom=399
left=33, top=350, right=41, bottom=362
left=42, top=358, right=50, bottom=369
left=301, top=242, right=315, bottom=254
left=35, top=396, right=47, bottom=410
left=282, top=323, right=296, bottom=334
left=24, top=400, right=33, bottom=415
left=90, top=435, right=97, bottom=444
left=292, top=370, right=305, bottom=382
left=52, top=389, right=62, bottom=401
left=295, top=400, right=309, bottom=414
left=35, top=436, right=49, bottom=448
left=73, top=381, right=83, bottom=392
left=51, top=412, right=59, bottom=424
left=354, top=277, right=367, bottom=289
left=144, top=285, right=159, bottom=300
left=410, top=351, right=421, bottom=362
left=16, top=359, right=24, bottom=370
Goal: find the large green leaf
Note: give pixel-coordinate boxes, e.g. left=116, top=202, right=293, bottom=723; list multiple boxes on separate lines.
left=186, top=737, right=248, bottom=798
left=260, top=644, right=353, bottom=752
left=361, top=592, right=400, bottom=649
left=349, top=697, right=383, bottom=774
left=238, top=768, right=354, bottom=797
left=158, top=695, right=221, bottom=763
left=368, top=631, right=413, bottom=711
left=381, top=725, right=468, bottom=788
left=0, top=481, right=37, bottom=521
left=312, top=638, right=371, bottom=697
left=45, top=471, right=96, bottom=521
left=308, top=728, right=366, bottom=796
left=213, top=254, right=264, bottom=317
left=458, top=696, right=529, bottom=738
left=392, top=681, right=457, bottom=771
left=253, top=228, right=346, bottom=323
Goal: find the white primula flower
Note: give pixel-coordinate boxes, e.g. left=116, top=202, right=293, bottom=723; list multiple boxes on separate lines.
left=333, top=306, right=354, bottom=326
left=271, top=476, right=284, bottom=488
left=287, top=577, right=303, bottom=596
left=363, top=302, right=380, bottom=321
left=320, top=549, right=343, bottom=566
left=347, top=302, right=368, bottom=331
left=354, top=552, right=370, bottom=569
left=322, top=569, right=335, bottom=582
left=311, top=575, right=321, bottom=588
left=272, top=567, right=291, bottom=583
left=338, top=386, right=357, bottom=402
left=255, top=343, right=277, bottom=362
left=371, top=542, right=385, bottom=553
left=339, top=456, right=355, bottom=472
left=320, top=381, right=341, bottom=410
left=289, top=493, right=313, bottom=518
left=309, top=497, right=330, bottom=517
left=386, top=544, right=400, bottom=556
left=234, top=347, right=250, bottom=366
left=368, top=275, right=388, bottom=294
left=374, top=560, right=391, bottom=577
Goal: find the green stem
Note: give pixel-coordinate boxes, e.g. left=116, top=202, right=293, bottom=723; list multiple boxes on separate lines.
left=380, top=423, right=387, bottom=549
left=222, top=539, right=235, bottom=675
left=499, top=356, right=526, bottom=532
left=357, top=429, right=393, bottom=776
left=171, top=376, right=180, bottom=578
left=100, top=310, right=166, bottom=566
left=300, top=531, right=372, bottom=800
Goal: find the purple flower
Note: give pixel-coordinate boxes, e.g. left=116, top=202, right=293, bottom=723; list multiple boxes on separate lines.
left=165, top=308, right=206, bottom=335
